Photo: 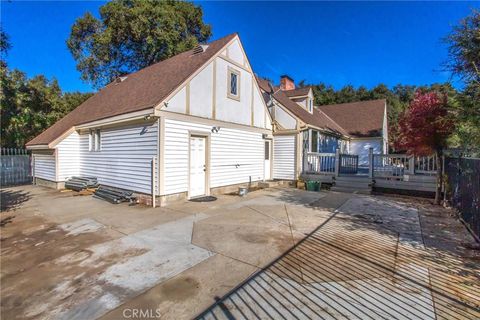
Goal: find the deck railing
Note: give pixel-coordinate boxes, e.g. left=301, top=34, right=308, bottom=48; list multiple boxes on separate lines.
left=339, top=154, right=359, bottom=174
left=372, top=153, right=437, bottom=178
left=304, top=152, right=336, bottom=174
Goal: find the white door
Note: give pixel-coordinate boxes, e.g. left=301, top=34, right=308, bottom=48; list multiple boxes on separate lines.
left=264, top=140, right=271, bottom=180
left=189, top=136, right=207, bottom=197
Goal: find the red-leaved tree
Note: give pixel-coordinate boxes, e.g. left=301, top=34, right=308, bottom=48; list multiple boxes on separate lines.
left=396, top=91, right=454, bottom=204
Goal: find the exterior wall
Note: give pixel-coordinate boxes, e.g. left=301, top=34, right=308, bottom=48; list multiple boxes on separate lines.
left=33, top=150, right=56, bottom=182
left=163, top=38, right=272, bottom=131
left=292, top=97, right=307, bottom=109
left=350, top=138, right=383, bottom=166
left=78, top=121, right=158, bottom=194
left=163, top=118, right=265, bottom=196
left=273, top=104, right=297, bottom=129
left=273, top=135, right=296, bottom=180
left=57, top=131, right=80, bottom=181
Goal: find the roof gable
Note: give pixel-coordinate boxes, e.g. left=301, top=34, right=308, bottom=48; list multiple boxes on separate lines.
left=27, top=33, right=237, bottom=147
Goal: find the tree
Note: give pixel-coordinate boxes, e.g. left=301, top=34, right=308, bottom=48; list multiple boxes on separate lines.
left=67, top=0, right=212, bottom=88
left=1, top=67, right=93, bottom=148
left=443, top=9, right=480, bottom=156
left=396, top=91, right=455, bottom=204
left=444, top=9, right=480, bottom=84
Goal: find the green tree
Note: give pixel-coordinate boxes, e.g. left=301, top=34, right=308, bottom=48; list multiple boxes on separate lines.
left=1, top=67, right=92, bottom=148
left=444, top=9, right=480, bottom=156
left=444, top=9, right=480, bottom=84
left=67, top=0, right=212, bottom=89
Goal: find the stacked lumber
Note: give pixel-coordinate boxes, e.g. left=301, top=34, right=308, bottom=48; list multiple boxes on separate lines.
left=93, top=186, right=135, bottom=204
left=65, top=176, right=98, bottom=191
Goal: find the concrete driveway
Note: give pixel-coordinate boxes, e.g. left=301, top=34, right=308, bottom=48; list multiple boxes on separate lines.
left=1, top=185, right=479, bottom=319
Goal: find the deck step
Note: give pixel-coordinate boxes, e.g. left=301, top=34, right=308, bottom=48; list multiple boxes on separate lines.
left=330, top=186, right=372, bottom=195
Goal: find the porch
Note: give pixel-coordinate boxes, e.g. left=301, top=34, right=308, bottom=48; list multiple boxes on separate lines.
left=301, top=149, right=438, bottom=194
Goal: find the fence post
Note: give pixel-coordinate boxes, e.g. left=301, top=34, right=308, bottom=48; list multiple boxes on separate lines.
left=334, top=148, right=340, bottom=178
left=368, top=148, right=374, bottom=178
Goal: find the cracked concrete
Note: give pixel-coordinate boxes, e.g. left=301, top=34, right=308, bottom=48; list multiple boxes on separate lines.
left=1, top=186, right=479, bottom=320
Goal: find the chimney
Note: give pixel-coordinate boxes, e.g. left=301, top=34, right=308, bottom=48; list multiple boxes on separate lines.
left=280, top=75, right=295, bottom=91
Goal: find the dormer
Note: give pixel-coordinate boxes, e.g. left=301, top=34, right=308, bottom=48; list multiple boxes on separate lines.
left=281, top=75, right=314, bottom=114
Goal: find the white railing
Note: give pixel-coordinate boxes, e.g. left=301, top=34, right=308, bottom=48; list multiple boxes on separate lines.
left=372, top=154, right=437, bottom=178
left=373, top=154, right=412, bottom=177
left=305, top=152, right=336, bottom=174
left=415, top=155, right=437, bottom=174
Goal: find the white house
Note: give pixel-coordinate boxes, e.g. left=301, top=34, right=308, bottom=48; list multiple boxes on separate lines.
left=27, top=33, right=274, bottom=205
left=257, top=75, right=388, bottom=178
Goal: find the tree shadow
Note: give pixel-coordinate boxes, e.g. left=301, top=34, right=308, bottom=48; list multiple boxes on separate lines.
left=1, top=189, right=31, bottom=213
left=196, top=191, right=480, bottom=319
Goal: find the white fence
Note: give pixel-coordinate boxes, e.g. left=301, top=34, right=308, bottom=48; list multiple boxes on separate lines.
left=303, top=149, right=438, bottom=178
left=304, top=152, right=336, bottom=174
left=372, top=154, right=437, bottom=178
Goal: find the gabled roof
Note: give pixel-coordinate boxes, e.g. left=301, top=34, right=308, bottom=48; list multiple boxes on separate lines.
left=283, top=86, right=311, bottom=97
left=256, top=77, right=386, bottom=138
left=317, top=99, right=386, bottom=138
left=272, top=91, right=347, bottom=136
left=27, top=33, right=237, bottom=147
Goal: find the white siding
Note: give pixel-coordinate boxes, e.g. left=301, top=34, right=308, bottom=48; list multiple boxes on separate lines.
left=163, top=118, right=265, bottom=196
left=78, top=122, right=158, bottom=194
left=57, top=131, right=80, bottom=181
left=273, top=135, right=296, bottom=180
left=33, top=152, right=56, bottom=181
left=350, top=138, right=382, bottom=166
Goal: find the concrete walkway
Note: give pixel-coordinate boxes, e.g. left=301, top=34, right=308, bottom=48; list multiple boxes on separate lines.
left=1, top=185, right=479, bottom=319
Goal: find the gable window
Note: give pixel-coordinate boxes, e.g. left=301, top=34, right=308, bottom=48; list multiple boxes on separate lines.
left=89, top=129, right=101, bottom=152
left=309, top=98, right=313, bottom=113
left=227, top=67, right=240, bottom=101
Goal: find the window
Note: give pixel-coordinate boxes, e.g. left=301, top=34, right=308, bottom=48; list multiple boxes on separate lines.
left=227, top=67, right=240, bottom=100
left=264, top=141, right=270, bottom=160
left=309, top=98, right=313, bottom=112
left=89, top=129, right=101, bottom=151
left=95, top=129, right=101, bottom=151
left=89, top=130, right=94, bottom=151
left=311, top=130, right=318, bottom=152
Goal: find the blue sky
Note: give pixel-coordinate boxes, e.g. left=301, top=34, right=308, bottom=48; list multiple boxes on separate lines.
left=2, top=1, right=477, bottom=93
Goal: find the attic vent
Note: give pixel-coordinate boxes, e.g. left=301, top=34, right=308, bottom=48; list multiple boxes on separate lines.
left=192, top=44, right=209, bottom=54
left=115, top=76, right=128, bottom=83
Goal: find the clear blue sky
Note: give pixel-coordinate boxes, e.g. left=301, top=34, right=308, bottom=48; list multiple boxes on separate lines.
left=2, top=1, right=477, bottom=93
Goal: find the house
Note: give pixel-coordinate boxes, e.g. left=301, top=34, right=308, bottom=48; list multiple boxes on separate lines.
left=257, top=75, right=388, bottom=179
left=26, top=33, right=274, bottom=205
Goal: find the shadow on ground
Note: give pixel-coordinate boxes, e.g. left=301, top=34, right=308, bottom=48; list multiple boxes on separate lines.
left=197, top=195, right=480, bottom=320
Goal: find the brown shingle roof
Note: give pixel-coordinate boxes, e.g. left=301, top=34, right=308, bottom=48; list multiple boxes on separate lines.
left=283, top=87, right=311, bottom=97
left=317, top=99, right=386, bottom=138
left=272, top=91, right=347, bottom=136
left=27, top=33, right=237, bottom=146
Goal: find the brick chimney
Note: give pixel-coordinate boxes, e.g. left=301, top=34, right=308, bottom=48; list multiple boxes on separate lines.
left=280, top=75, right=295, bottom=91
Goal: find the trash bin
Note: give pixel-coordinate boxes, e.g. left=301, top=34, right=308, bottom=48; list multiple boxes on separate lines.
left=306, top=181, right=316, bottom=191
left=306, top=181, right=320, bottom=191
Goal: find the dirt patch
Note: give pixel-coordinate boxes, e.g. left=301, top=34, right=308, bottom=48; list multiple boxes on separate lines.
left=0, top=213, right=123, bottom=319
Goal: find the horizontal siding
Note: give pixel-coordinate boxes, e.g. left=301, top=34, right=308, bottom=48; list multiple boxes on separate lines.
left=78, top=122, right=158, bottom=194
left=57, top=132, right=80, bottom=181
left=34, top=152, right=56, bottom=181
left=163, top=119, right=265, bottom=195
left=273, top=135, right=296, bottom=180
